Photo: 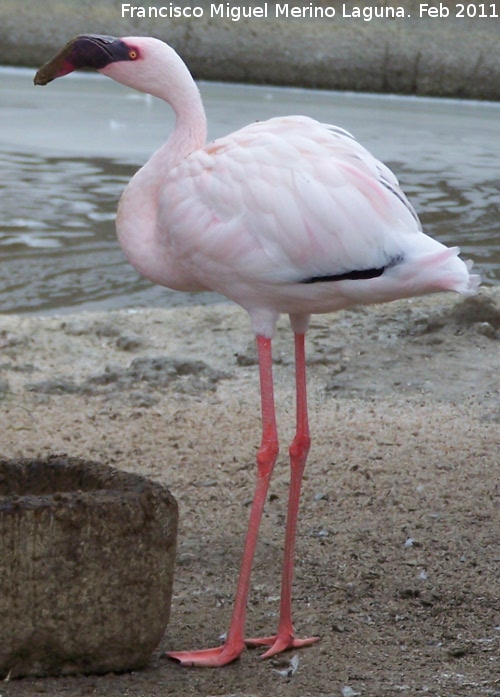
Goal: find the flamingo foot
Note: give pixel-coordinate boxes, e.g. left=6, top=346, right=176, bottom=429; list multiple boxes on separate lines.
left=166, top=640, right=244, bottom=667
left=245, top=632, right=319, bottom=659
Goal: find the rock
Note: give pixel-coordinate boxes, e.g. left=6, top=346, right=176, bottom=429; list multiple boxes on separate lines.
left=450, top=294, right=500, bottom=329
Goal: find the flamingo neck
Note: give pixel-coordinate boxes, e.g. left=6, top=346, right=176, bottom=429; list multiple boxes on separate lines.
left=102, top=40, right=207, bottom=166
left=104, top=39, right=208, bottom=288
left=148, top=52, right=207, bottom=169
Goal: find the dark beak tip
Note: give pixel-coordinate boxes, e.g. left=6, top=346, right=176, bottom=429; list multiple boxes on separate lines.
left=33, top=69, right=51, bottom=86
left=33, top=34, right=125, bottom=87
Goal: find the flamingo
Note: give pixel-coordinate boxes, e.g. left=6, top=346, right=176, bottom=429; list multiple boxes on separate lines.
left=34, top=35, right=479, bottom=667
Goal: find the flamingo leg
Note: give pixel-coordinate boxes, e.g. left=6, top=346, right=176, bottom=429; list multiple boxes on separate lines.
left=246, top=332, right=319, bottom=657
left=167, top=334, right=279, bottom=667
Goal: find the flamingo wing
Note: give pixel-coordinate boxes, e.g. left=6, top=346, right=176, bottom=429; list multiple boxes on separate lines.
left=158, top=116, right=431, bottom=299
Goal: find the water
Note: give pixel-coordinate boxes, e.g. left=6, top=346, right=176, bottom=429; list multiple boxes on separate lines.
left=1, top=67, right=499, bottom=316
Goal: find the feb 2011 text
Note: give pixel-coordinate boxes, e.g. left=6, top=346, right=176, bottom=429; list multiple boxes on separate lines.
left=120, top=3, right=500, bottom=22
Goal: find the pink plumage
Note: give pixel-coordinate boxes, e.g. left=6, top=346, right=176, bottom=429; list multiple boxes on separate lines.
left=35, top=35, right=479, bottom=667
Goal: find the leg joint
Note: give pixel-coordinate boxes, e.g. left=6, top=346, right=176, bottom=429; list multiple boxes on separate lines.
left=257, top=440, right=279, bottom=475
left=289, top=433, right=311, bottom=461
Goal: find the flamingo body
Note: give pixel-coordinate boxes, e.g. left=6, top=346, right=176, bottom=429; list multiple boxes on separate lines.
left=118, top=109, right=474, bottom=336
left=34, top=34, right=479, bottom=667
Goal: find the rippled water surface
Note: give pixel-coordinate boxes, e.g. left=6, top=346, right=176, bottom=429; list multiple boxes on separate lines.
left=1, top=68, right=498, bottom=315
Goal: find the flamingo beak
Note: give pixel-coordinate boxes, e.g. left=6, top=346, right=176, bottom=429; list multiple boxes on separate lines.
left=34, top=34, right=131, bottom=85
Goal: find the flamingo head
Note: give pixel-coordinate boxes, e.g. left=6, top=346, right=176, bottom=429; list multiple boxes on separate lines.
left=34, top=35, right=206, bottom=135
left=34, top=34, right=139, bottom=85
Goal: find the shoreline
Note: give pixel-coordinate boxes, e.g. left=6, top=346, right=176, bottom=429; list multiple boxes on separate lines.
left=0, top=288, right=498, bottom=413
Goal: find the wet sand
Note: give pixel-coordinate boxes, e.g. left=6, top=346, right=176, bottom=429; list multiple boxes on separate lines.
left=1, top=288, right=499, bottom=695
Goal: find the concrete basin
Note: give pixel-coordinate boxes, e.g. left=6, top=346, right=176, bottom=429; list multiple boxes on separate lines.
left=0, top=456, right=178, bottom=678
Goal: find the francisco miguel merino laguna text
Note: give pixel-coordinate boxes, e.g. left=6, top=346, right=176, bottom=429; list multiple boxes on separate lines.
left=121, top=3, right=409, bottom=21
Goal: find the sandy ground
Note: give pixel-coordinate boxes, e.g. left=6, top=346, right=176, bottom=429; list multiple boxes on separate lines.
left=0, top=288, right=499, bottom=696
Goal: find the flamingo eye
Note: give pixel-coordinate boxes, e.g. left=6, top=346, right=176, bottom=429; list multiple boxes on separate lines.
left=128, top=49, right=138, bottom=60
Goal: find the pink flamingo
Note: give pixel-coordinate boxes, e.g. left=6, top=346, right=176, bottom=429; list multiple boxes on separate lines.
left=35, top=35, right=479, bottom=667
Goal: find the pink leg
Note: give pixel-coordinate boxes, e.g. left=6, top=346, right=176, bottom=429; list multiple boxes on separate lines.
left=167, top=335, right=279, bottom=667
left=246, top=332, right=319, bottom=657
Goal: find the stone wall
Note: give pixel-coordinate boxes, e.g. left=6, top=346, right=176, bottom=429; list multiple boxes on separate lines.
left=1, top=1, right=499, bottom=99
